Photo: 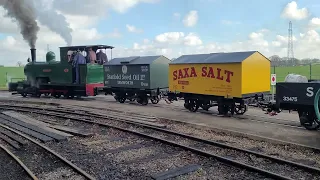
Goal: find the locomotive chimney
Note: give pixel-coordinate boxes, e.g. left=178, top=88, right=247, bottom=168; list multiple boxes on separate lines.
left=30, top=48, right=36, bottom=62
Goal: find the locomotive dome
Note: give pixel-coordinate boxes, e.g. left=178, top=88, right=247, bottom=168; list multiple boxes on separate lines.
left=46, top=51, right=56, bottom=62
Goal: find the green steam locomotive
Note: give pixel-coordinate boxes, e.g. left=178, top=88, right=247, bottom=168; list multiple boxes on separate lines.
left=9, top=45, right=113, bottom=98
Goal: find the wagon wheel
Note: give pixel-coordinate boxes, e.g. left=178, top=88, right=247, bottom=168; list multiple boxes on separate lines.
left=141, top=98, right=148, bottom=105
left=137, top=97, right=148, bottom=105
left=299, top=111, right=320, bottom=130
left=188, top=100, right=199, bottom=112
left=151, top=96, right=160, bottom=104
left=201, top=104, right=210, bottom=111
left=235, top=104, right=247, bottom=115
left=118, top=97, right=126, bottom=103
left=184, top=102, right=190, bottom=109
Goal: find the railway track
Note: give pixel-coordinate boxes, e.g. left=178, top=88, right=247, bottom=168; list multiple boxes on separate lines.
left=0, top=104, right=320, bottom=179
left=109, top=99, right=303, bottom=129
left=0, top=121, right=95, bottom=180
left=5, top=94, right=303, bottom=130
left=0, top=143, right=37, bottom=180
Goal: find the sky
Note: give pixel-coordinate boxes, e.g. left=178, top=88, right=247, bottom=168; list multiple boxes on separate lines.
left=0, top=0, right=320, bottom=66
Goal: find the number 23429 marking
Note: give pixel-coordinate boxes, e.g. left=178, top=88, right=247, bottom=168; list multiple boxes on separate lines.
left=282, top=96, right=298, bottom=102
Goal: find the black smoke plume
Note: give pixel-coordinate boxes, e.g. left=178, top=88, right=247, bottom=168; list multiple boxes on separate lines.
left=0, top=0, right=40, bottom=48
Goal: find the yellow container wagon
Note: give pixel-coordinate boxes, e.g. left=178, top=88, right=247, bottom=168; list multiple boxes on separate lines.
left=167, top=51, right=270, bottom=115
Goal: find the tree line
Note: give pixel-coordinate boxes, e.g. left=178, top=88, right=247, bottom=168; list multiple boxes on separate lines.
left=269, top=55, right=320, bottom=67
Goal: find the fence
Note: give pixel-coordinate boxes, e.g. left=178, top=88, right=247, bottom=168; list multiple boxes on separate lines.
left=271, top=64, right=320, bottom=82
left=0, top=64, right=319, bottom=90
left=0, top=67, right=25, bottom=89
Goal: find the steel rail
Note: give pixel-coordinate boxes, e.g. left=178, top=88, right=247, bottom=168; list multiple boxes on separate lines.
left=0, top=123, right=96, bottom=180
left=0, top=143, right=39, bottom=180
left=143, top=103, right=303, bottom=129
left=0, top=103, right=303, bottom=130
left=0, top=106, right=296, bottom=180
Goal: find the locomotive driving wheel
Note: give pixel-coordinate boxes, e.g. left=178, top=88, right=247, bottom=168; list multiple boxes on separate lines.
left=66, top=95, right=74, bottom=99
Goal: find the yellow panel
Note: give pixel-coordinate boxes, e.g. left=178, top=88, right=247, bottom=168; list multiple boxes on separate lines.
left=241, top=52, right=270, bottom=94
left=169, top=63, right=242, bottom=98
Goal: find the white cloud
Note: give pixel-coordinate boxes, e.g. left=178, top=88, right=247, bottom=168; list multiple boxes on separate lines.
left=126, top=24, right=143, bottom=33
left=281, top=1, right=309, bottom=20
left=184, top=33, right=202, bottom=46
left=111, top=26, right=320, bottom=60
left=155, top=32, right=185, bottom=44
left=0, top=7, right=19, bottom=34
left=183, top=10, right=198, bottom=27
left=1, top=0, right=320, bottom=67
left=309, top=17, right=320, bottom=29
left=52, top=0, right=159, bottom=16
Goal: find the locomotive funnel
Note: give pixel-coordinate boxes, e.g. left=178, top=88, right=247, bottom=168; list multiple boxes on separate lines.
left=30, top=48, right=36, bottom=62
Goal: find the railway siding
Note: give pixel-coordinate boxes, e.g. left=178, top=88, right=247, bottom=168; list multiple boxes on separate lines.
left=1, top=104, right=320, bottom=179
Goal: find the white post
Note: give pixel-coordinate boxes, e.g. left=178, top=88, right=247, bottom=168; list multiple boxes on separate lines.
left=272, top=85, right=274, bottom=102
left=271, top=74, right=276, bottom=103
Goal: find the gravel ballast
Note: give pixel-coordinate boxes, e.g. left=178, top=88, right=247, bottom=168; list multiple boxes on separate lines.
left=1, top=102, right=319, bottom=179
left=0, top=140, right=33, bottom=180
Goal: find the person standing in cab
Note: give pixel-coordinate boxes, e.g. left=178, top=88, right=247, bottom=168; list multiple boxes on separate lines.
left=96, top=49, right=108, bottom=65
left=87, top=47, right=97, bottom=64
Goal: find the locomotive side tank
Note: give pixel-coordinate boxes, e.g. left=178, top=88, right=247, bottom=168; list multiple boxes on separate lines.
left=167, top=51, right=270, bottom=115
left=102, top=55, right=170, bottom=105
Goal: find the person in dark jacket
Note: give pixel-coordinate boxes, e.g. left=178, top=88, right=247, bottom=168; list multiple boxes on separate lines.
left=96, top=49, right=108, bottom=65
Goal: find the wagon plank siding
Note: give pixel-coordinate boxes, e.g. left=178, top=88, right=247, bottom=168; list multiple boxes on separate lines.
left=104, top=55, right=171, bottom=90
left=104, top=65, right=151, bottom=89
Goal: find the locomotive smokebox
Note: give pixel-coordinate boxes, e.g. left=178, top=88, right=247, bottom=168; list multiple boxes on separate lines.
left=30, top=48, right=36, bottom=62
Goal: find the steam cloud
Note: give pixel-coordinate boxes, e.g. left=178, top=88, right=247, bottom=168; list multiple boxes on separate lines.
left=0, top=0, right=40, bottom=48
left=35, top=2, right=73, bottom=46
